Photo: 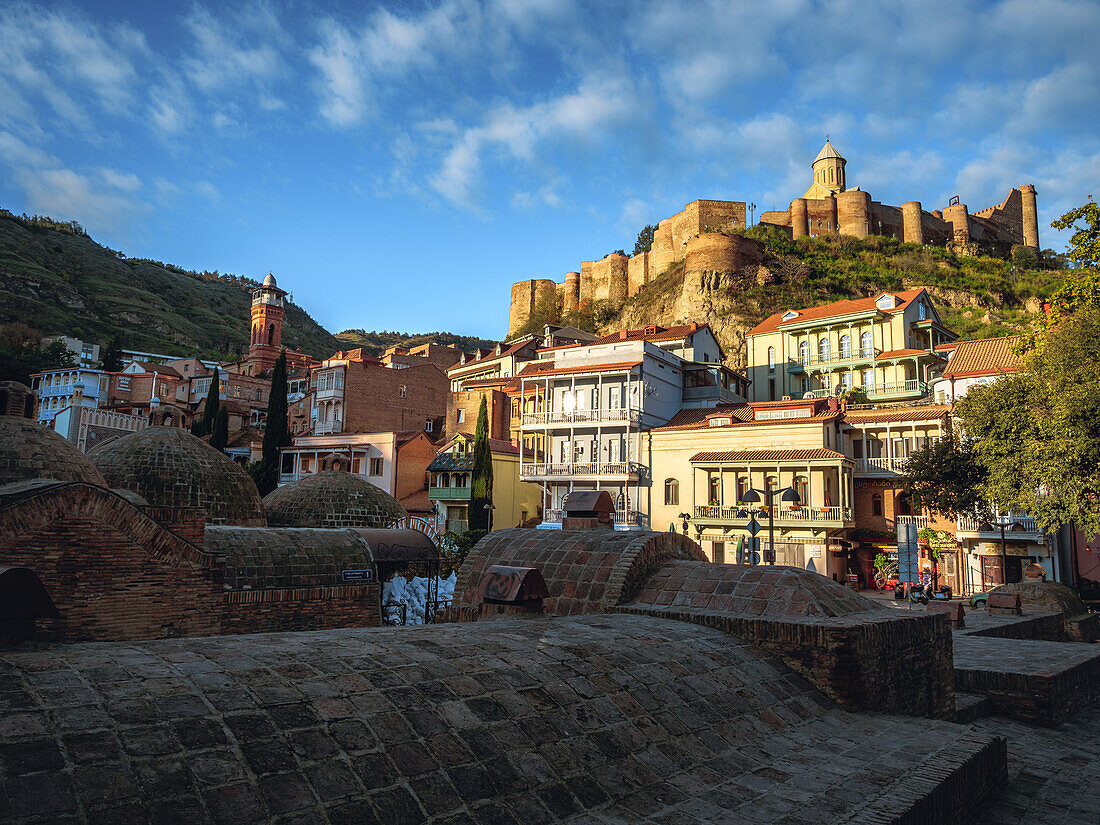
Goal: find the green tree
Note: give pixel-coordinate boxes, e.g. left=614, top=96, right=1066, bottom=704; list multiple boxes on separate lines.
left=958, top=306, right=1100, bottom=538
left=634, top=224, right=656, bottom=256
left=251, top=351, right=290, bottom=496
left=0, top=327, right=75, bottom=384
left=900, top=435, right=989, bottom=521
left=210, top=403, right=229, bottom=452
left=468, top=395, right=494, bottom=531
left=514, top=288, right=562, bottom=338
left=100, top=339, right=124, bottom=372
left=1051, top=196, right=1100, bottom=268
left=198, top=367, right=220, bottom=436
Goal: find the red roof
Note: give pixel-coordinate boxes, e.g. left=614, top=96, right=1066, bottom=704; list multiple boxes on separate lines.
left=747, top=289, right=927, bottom=336
left=691, top=448, right=849, bottom=463
left=876, top=348, right=943, bottom=360
left=514, top=360, right=642, bottom=378
left=589, top=322, right=710, bottom=346
left=941, top=336, right=1021, bottom=379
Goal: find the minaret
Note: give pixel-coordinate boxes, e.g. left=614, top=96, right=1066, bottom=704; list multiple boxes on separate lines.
left=249, top=273, right=287, bottom=374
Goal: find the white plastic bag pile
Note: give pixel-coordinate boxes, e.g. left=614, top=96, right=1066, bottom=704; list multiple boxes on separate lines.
left=382, top=572, right=457, bottom=625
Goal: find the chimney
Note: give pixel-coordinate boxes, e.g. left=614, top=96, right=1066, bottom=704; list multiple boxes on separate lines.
left=560, top=491, right=615, bottom=530
left=691, top=322, right=699, bottom=332
left=618, top=330, right=628, bottom=340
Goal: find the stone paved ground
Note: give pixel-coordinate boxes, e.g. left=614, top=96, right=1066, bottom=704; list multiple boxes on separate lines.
left=974, top=699, right=1100, bottom=825
left=0, top=614, right=1005, bottom=824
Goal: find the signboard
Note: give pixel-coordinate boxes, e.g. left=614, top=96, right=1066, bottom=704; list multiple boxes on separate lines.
left=896, top=523, right=919, bottom=584
left=746, top=516, right=761, bottom=536
left=805, top=544, right=824, bottom=558
left=341, top=569, right=374, bottom=582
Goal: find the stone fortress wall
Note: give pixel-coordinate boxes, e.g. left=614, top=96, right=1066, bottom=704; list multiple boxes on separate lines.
left=509, top=199, right=747, bottom=334
left=507, top=144, right=1040, bottom=335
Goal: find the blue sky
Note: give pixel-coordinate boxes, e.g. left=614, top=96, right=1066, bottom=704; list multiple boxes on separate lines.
left=1, top=0, right=1099, bottom=341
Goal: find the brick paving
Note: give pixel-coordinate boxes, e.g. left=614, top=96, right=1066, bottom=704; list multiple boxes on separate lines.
left=0, top=613, right=1005, bottom=824
left=974, top=698, right=1100, bottom=825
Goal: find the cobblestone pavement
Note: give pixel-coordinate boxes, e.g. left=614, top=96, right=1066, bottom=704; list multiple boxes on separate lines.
left=0, top=614, right=1004, bottom=824
left=974, top=699, right=1100, bottom=825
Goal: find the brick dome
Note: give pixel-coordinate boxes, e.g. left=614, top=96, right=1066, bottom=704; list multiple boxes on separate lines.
left=263, top=470, right=407, bottom=528
left=0, top=415, right=106, bottom=486
left=89, top=426, right=265, bottom=526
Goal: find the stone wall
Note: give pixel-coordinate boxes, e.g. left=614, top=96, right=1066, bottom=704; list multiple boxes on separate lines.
left=507, top=278, right=558, bottom=335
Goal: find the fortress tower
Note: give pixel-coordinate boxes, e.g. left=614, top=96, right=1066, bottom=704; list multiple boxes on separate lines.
left=248, top=273, right=286, bottom=374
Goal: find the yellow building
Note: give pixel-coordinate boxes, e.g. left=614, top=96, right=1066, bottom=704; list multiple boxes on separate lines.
left=427, top=433, right=542, bottom=533
left=648, top=398, right=855, bottom=578
left=746, top=288, right=956, bottom=404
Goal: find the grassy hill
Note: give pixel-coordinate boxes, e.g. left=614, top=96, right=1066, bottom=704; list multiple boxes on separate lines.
left=0, top=210, right=338, bottom=360
left=335, top=329, right=498, bottom=355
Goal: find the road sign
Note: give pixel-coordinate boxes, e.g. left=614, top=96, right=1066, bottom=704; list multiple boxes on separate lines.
left=746, top=516, right=761, bottom=536
left=896, top=524, right=919, bottom=584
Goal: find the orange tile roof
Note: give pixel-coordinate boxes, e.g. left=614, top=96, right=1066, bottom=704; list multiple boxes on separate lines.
left=842, top=405, right=951, bottom=424
left=654, top=405, right=839, bottom=432
left=747, top=289, right=927, bottom=336
left=876, top=348, right=943, bottom=360
left=941, top=336, right=1021, bottom=379
left=590, top=322, right=710, bottom=345
left=690, top=448, right=849, bottom=463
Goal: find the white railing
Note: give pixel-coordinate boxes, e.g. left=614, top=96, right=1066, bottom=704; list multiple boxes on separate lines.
left=897, top=515, right=931, bottom=529
left=855, top=457, right=909, bottom=474
left=313, top=420, right=342, bottom=435
left=520, top=462, right=642, bottom=477
left=521, top=408, right=641, bottom=426
left=543, top=509, right=646, bottom=527
left=693, top=505, right=852, bottom=523
left=868, top=379, right=927, bottom=397
left=315, top=386, right=343, bottom=400
left=957, top=516, right=1041, bottom=534
left=788, top=347, right=880, bottom=369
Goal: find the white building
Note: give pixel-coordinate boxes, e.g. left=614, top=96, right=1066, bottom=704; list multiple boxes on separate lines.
left=516, top=324, right=745, bottom=529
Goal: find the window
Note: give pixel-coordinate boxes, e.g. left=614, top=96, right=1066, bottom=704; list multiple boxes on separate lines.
left=369, top=457, right=384, bottom=476
left=872, top=493, right=883, bottom=516
left=738, top=478, right=750, bottom=502
left=664, top=478, right=679, bottom=506
left=840, top=334, right=851, bottom=358
left=861, top=330, right=874, bottom=357
left=398, top=385, right=407, bottom=398
left=609, top=386, right=620, bottom=408
left=425, top=419, right=433, bottom=432
left=767, top=347, right=775, bottom=373
left=457, top=409, right=465, bottom=424
left=819, top=337, right=831, bottom=361
left=799, top=340, right=810, bottom=365
left=768, top=378, right=776, bottom=401
left=863, top=368, right=875, bottom=393
left=794, top=475, right=808, bottom=505
left=708, top=475, right=720, bottom=505
left=918, top=302, right=927, bottom=320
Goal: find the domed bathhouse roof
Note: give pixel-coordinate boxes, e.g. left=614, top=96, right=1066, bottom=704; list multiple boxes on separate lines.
left=0, top=416, right=106, bottom=487
left=89, top=427, right=265, bottom=526
left=262, top=470, right=407, bottom=528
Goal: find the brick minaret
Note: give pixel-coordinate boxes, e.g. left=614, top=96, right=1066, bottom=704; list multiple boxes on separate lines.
left=249, top=273, right=287, bottom=374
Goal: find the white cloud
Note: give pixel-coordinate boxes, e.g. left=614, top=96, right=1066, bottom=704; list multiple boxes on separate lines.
left=98, top=168, right=142, bottom=192
left=182, top=5, right=282, bottom=93
left=309, top=21, right=371, bottom=126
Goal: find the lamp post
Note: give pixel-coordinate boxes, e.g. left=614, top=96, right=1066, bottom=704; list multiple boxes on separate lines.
left=739, top=485, right=802, bottom=564
left=977, top=515, right=1026, bottom=587
left=483, top=503, right=495, bottom=532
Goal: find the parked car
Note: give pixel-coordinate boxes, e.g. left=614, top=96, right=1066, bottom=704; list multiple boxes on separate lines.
left=970, top=592, right=990, bottom=609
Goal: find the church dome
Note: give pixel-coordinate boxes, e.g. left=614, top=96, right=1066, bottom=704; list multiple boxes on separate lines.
left=89, top=427, right=265, bottom=526
left=262, top=470, right=407, bottom=528
left=813, top=139, right=845, bottom=164
left=0, top=416, right=106, bottom=487
left=263, top=273, right=277, bottom=288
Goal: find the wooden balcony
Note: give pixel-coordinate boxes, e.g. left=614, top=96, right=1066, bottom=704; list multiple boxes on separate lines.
left=520, top=461, right=642, bottom=481
left=693, top=504, right=853, bottom=527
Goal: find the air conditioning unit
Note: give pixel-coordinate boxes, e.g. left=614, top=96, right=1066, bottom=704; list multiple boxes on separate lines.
left=781, top=395, right=792, bottom=401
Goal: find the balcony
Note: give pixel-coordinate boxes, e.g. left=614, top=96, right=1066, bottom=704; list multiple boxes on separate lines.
left=521, top=407, right=641, bottom=427
left=519, top=461, right=643, bottom=480
left=315, top=385, right=343, bottom=401
left=867, top=380, right=928, bottom=400
left=429, top=486, right=471, bottom=502
left=543, top=509, right=647, bottom=528
left=787, top=348, right=879, bottom=373
left=693, top=504, right=853, bottom=525
left=896, top=515, right=931, bottom=529
left=313, top=420, right=343, bottom=435
left=855, top=457, right=910, bottom=476
left=957, top=516, right=1042, bottom=538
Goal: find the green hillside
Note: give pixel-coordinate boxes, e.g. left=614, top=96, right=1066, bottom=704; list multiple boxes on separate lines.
left=335, top=329, right=498, bottom=355
left=0, top=210, right=338, bottom=360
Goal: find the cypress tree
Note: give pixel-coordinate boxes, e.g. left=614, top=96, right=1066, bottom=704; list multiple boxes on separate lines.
left=469, top=395, right=494, bottom=531
left=210, top=403, right=229, bottom=452
left=254, top=351, right=290, bottom=496
left=100, top=339, right=123, bottom=372
left=199, top=367, right=220, bottom=436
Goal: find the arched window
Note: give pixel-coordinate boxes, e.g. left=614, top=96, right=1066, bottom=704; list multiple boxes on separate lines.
left=840, top=334, right=851, bottom=357
left=664, top=478, right=679, bottom=506
left=861, top=330, right=873, bottom=356
left=799, top=340, right=810, bottom=365
left=829, top=167, right=834, bottom=184
left=767, top=346, right=775, bottom=373
left=819, top=337, right=831, bottom=361
left=708, top=475, right=720, bottom=505
left=872, top=493, right=883, bottom=516
left=918, top=302, right=927, bottom=320
left=267, top=324, right=275, bottom=345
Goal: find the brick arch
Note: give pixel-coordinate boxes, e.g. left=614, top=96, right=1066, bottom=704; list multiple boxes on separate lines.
left=452, top=528, right=705, bottom=617
left=0, top=482, right=211, bottom=569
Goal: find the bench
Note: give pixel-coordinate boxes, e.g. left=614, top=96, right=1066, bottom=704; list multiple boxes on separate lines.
left=987, top=592, right=1022, bottom=615
left=926, top=601, right=966, bottom=628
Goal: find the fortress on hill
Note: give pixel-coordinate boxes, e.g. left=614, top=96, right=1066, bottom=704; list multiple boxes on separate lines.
left=508, top=140, right=1040, bottom=335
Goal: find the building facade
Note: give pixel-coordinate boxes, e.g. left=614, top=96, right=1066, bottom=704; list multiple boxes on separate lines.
left=746, top=288, right=957, bottom=404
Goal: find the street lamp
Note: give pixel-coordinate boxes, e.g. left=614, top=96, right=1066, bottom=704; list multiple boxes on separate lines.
left=483, top=502, right=495, bottom=532
left=977, top=515, right=1026, bottom=587
left=739, top=485, right=802, bottom=564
